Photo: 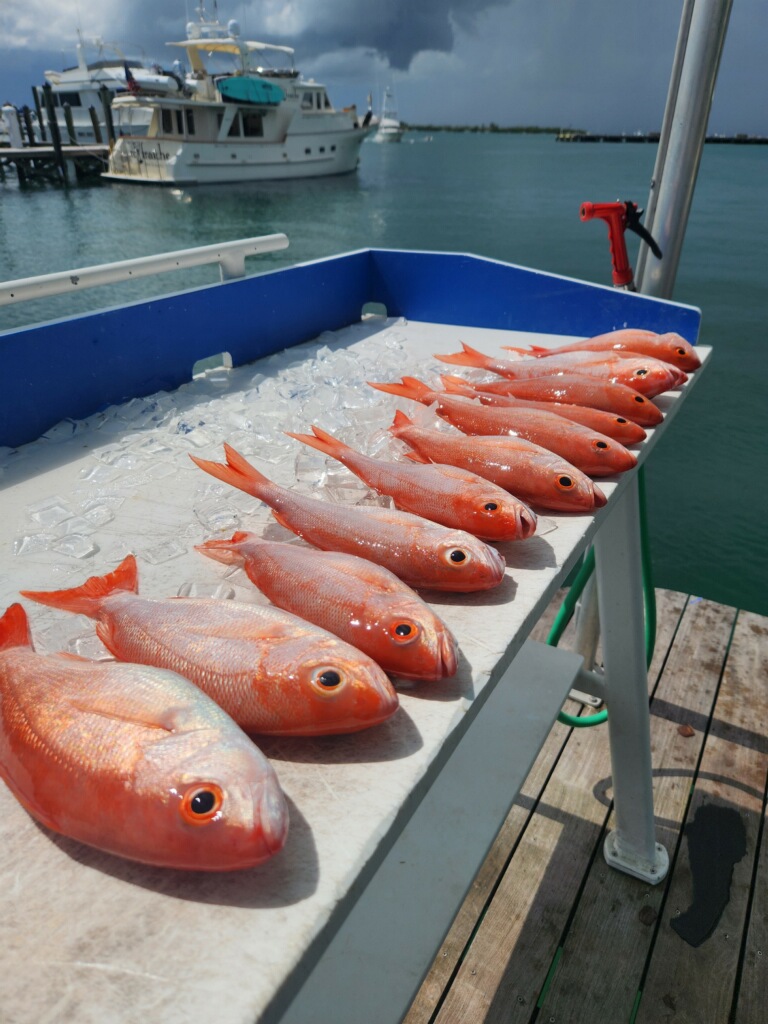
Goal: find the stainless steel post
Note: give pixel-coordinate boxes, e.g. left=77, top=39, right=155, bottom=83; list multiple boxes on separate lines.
left=635, top=0, right=734, bottom=298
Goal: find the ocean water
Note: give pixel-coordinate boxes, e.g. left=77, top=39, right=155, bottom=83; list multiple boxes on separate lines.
left=1, top=133, right=766, bottom=615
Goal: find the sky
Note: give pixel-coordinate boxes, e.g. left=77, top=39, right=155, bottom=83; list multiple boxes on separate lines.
left=0, top=0, right=766, bottom=135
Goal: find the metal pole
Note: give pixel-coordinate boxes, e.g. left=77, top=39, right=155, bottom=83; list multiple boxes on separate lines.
left=635, top=0, right=734, bottom=298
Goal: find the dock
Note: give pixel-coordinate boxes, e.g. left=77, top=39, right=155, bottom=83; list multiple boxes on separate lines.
left=0, top=143, right=110, bottom=185
left=405, top=587, right=767, bottom=1024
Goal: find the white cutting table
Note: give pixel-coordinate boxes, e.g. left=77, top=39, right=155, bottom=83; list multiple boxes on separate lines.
left=0, top=316, right=709, bottom=1024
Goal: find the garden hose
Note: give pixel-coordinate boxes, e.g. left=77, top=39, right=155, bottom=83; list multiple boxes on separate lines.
left=551, top=467, right=657, bottom=727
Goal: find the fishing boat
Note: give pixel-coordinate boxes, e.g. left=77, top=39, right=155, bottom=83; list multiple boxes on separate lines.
left=372, top=87, right=405, bottom=143
left=36, top=33, right=184, bottom=145
left=102, top=6, right=373, bottom=185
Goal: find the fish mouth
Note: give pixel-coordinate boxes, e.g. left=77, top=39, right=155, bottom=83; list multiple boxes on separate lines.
left=259, top=777, right=290, bottom=857
left=438, top=629, right=459, bottom=678
left=592, top=484, right=608, bottom=508
left=518, top=505, right=538, bottom=539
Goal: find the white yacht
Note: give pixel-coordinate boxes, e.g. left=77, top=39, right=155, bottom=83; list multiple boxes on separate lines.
left=373, top=87, right=404, bottom=143
left=38, top=35, right=183, bottom=145
left=102, top=6, right=373, bottom=185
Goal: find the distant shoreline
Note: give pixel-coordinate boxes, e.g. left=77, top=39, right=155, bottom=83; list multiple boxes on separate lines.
left=402, top=124, right=768, bottom=144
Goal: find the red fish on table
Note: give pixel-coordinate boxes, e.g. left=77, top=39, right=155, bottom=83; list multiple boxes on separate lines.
left=190, top=444, right=506, bottom=593
left=466, top=374, right=664, bottom=427
left=369, top=377, right=637, bottom=477
left=21, top=555, right=399, bottom=737
left=285, top=425, right=537, bottom=542
left=439, top=374, right=646, bottom=444
left=0, top=603, right=288, bottom=870
left=434, top=342, right=686, bottom=397
left=388, top=411, right=606, bottom=513
left=507, top=327, right=701, bottom=372
left=197, top=532, right=459, bottom=681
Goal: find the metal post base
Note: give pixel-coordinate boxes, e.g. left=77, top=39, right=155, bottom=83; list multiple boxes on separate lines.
left=603, top=830, right=669, bottom=884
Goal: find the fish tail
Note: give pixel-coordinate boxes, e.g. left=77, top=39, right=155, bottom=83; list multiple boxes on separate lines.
left=368, top=377, right=434, bottom=404
left=433, top=341, right=491, bottom=369
left=190, top=444, right=274, bottom=501
left=195, top=531, right=251, bottom=566
left=0, top=603, right=32, bottom=652
left=20, top=554, right=138, bottom=617
left=439, top=375, right=477, bottom=397
left=284, top=425, right=353, bottom=461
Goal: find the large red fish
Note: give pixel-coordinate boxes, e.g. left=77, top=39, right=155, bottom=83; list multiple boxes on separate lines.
left=369, top=378, right=636, bottom=477
left=21, top=555, right=398, bottom=737
left=190, top=444, right=506, bottom=592
left=438, top=374, right=646, bottom=444
left=508, top=328, right=701, bottom=372
left=0, top=603, right=288, bottom=870
left=388, top=411, right=606, bottom=513
left=284, top=425, right=537, bottom=542
left=467, top=374, right=663, bottom=427
left=434, top=342, right=686, bottom=397
left=197, top=532, right=459, bottom=681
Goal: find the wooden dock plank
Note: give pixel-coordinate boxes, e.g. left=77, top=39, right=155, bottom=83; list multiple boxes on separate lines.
left=636, top=608, right=768, bottom=1024
left=405, top=588, right=686, bottom=1024
left=403, top=593, right=575, bottom=1023
left=429, top=588, right=686, bottom=1024
left=538, top=597, right=737, bottom=1023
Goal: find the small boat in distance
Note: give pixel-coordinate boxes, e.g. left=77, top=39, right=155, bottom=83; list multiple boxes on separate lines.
left=102, top=3, right=373, bottom=185
left=373, top=87, right=404, bottom=143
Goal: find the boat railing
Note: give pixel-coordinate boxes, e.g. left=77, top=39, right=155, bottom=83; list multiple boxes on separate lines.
left=0, top=233, right=289, bottom=307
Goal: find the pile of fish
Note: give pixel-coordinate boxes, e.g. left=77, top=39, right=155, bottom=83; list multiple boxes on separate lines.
left=0, top=328, right=698, bottom=871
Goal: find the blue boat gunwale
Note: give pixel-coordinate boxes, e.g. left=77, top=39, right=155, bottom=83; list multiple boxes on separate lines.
left=0, top=248, right=701, bottom=451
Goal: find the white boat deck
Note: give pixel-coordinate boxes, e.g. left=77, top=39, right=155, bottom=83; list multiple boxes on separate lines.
left=0, top=316, right=709, bottom=1023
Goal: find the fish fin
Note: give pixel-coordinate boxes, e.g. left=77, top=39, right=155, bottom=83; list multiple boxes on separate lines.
left=501, top=345, right=538, bottom=354
left=285, top=425, right=350, bottom=460
left=270, top=509, right=296, bottom=533
left=0, top=603, right=32, bottom=652
left=20, top=555, right=138, bottom=617
left=189, top=444, right=273, bottom=501
left=368, top=377, right=433, bottom=404
left=439, top=375, right=477, bottom=397
left=402, top=450, right=432, bottom=464
left=433, top=341, right=490, bottom=368
left=195, top=532, right=251, bottom=566
left=391, top=409, right=414, bottom=430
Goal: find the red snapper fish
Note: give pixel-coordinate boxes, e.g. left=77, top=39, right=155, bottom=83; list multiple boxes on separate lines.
left=190, top=444, right=506, bottom=593
left=21, top=555, right=398, bottom=737
left=0, top=603, right=288, bottom=870
left=285, top=425, right=537, bottom=542
left=369, top=377, right=636, bottom=477
left=508, top=328, right=701, bottom=372
left=388, top=411, right=606, bottom=513
left=435, top=342, right=686, bottom=397
left=468, top=374, right=663, bottom=427
left=438, top=374, right=646, bottom=444
left=197, top=532, right=459, bottom=681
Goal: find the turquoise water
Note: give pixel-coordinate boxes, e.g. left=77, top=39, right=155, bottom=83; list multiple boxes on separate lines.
left=1, top=134, right=766, bottom=615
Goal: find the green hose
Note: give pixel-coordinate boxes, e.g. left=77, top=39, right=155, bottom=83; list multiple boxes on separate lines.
left=551, top=467, right=656, bottom=728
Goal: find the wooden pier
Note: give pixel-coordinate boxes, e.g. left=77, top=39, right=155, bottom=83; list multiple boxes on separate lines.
left=405, top=588, right=767, bottom=1024
left=0, top=144, right=110, bottom=185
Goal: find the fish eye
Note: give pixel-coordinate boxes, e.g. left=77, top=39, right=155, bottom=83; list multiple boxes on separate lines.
left=179, top=783, right=224, bottom=825
left=389, top=620, right=420, bottom=644
left=443, top=546, right=470, bottom=566
left=635, top=368, right=648, bottom=376
left=594, top=440, right=609, bottom=450
left=557, top=475, right=575, bottom=490
left=633, top=395, right=646, bottom=404
left=483, top=501, right=499, bottom=512
left=676, top=347, right=686, bottom=356
left=616, top=417, right=628, bottom=424
left=310, top=665, right=347, bottom=696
